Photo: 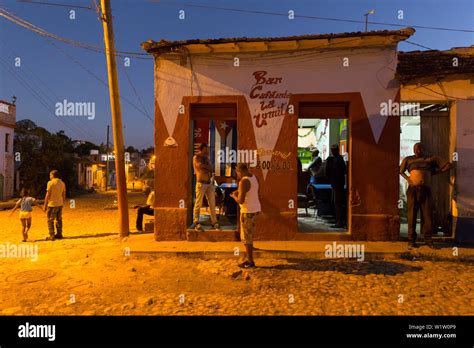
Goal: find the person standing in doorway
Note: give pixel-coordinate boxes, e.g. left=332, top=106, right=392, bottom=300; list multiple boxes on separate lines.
left=43, top=170, right=66, bottom=241
left=192, top=143, right=220, bottom=231
left=326, top=144, right=347, bottom=228
left=400, top=142, right=453, bottom=249
left=306, top=148, right=323, bottom=200
left=231, top=163, right=261, bottom=269
left=307, top=149, right=322, bottom=180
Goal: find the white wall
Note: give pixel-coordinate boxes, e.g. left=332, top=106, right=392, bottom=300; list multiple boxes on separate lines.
left=156, top=47, right=400, bottom=179
left=455, top=100, right=474, bottom=218
left=0, top=125, right=14, bottom=199
left=400, top=124, right=420, bottom=162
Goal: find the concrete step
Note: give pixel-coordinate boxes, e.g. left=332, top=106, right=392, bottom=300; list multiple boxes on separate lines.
left=186, top=229, right=239, bottom=242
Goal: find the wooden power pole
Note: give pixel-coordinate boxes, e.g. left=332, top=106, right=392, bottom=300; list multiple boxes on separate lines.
left=105, top=124, right=110, bottom=192
left=100, top=0, right=129, bottom=237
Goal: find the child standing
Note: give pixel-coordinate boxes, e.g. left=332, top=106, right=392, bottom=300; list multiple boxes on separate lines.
left=10, top=188, right=42, bottom=242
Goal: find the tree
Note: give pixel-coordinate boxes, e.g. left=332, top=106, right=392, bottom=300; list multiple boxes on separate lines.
left=141, top=146, right=154, bottom=155
left=125, top=145, right=138, bottom=154
left=74, top=141, right=102, bottom=156
left=14, top=120, right=84, bottom=197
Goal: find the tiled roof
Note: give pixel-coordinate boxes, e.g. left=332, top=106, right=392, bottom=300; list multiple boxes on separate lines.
left=142, top=28, right=415, bottom=53
left=0, top=99, right=15, bottom=106
left=397, top=47, right=474, bottom=83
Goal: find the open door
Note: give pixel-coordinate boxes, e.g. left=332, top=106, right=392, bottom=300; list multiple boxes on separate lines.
left=189, top=103, right=238, bottom=232
left=399, top=103, right=453, bottom=239
left=421, top=104, right=452, bottom=236
left=296, top=102, right=349, bottom=233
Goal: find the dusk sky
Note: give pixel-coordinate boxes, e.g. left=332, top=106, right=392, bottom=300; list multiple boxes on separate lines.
left=0, top=0, right=473, bottom=149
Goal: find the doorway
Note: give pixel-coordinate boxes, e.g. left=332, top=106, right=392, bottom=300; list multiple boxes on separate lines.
left=399, top=103, right=453, bottom=239
left=189, top=103, right=238, bottom=231
left=297, top=102, right=349, bottom=233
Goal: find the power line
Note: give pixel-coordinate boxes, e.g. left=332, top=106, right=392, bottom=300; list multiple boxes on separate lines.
left=0, top=54, right=99, bottom=142
left=0, top=7, right=152, bottom=59
left=20, top=58, right=103, bottom=141
left=404, top=40, right=434, bottom=51
left=46, top=39, right=154, bottom=124
left=151, top=0, right=474, bottom=33
left=120, top=64, right=151, bottom=118
left=0, top=57, right=94, bottom=140
left=423, top=84, right=471, bottom=101
left=6, top=47, right=103, bottom=141
left=402, top=84, right=470, bottom=101
left=17, top=0, right=95, bottom=10
left=4, top=2, right=153, bottom=143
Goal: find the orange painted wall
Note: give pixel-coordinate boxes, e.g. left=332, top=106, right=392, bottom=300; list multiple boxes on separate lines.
left=154, top=92, right=400, bottom=241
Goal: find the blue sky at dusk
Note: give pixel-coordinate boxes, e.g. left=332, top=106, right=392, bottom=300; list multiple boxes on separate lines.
left=0, top=0, right=473, bottom=149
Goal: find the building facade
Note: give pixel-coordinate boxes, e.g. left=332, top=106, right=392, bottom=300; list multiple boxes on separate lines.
left=143, top=28, right=420, bottom=242
left=398, top=47, right=474, bottom=243
left=0, top=100, right=16, bottom=200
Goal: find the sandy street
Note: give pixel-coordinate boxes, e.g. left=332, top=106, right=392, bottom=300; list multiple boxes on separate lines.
left=0, top=192, right=473, bottom=316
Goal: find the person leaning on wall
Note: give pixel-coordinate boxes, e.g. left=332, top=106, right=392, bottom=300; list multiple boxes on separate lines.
left=399, top=142, right=454, bottom=249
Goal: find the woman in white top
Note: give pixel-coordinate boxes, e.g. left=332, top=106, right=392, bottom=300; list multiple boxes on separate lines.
left=231, top=163, right=261, bottom=268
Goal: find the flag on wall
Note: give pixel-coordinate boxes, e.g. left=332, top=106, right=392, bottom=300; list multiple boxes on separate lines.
left=194, top=119, right=237, bottom=177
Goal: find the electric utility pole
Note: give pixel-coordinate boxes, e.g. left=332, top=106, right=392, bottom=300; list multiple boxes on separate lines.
left=106, top=124, right=109, bottom=191
left=100, top=0, right=129, bottom=237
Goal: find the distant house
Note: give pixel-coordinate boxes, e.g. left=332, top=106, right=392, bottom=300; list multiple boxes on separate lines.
left=76, top=153, right=108, bottom=190
left=0, top=99, right=16, bottom=200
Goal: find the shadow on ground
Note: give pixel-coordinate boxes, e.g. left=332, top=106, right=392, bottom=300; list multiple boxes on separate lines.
left=32, top=232, right=117, bottom=242
left=257, top=258, right=423, bottom=276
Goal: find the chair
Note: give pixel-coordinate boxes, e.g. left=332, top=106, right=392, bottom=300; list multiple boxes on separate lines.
left=298, top=186, right=318, bottom=217
left=297, top=193, right=309, bottom=216
left=306, top=184, right=318, bottom=217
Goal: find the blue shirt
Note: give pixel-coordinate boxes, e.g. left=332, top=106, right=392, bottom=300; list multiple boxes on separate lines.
left=15, top=197, right=36, bottom=212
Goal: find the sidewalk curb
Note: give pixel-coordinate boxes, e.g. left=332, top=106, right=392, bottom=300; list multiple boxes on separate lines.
left=130, top=250, right=474, bottom=262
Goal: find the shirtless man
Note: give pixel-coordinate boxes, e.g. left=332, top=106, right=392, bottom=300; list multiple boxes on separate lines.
left=400, top=143, right=453, bottom=249
left=192, top=143, right=220, bottom=231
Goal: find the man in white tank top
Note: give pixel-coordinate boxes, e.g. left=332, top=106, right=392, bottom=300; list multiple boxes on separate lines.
left=230, top=163, right=261, bottom=268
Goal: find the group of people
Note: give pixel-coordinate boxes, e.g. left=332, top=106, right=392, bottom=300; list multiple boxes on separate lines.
left=302, top=141, right=453, bottom=248
left=185, top=140, right=452, bottom=267
left=303, top=144, right=348, bottom=228
left=10, top=141, right=449, bottom=265
left=134, top=142, right=261, bottom=269
left=10, top=170, right=66, bottom=242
